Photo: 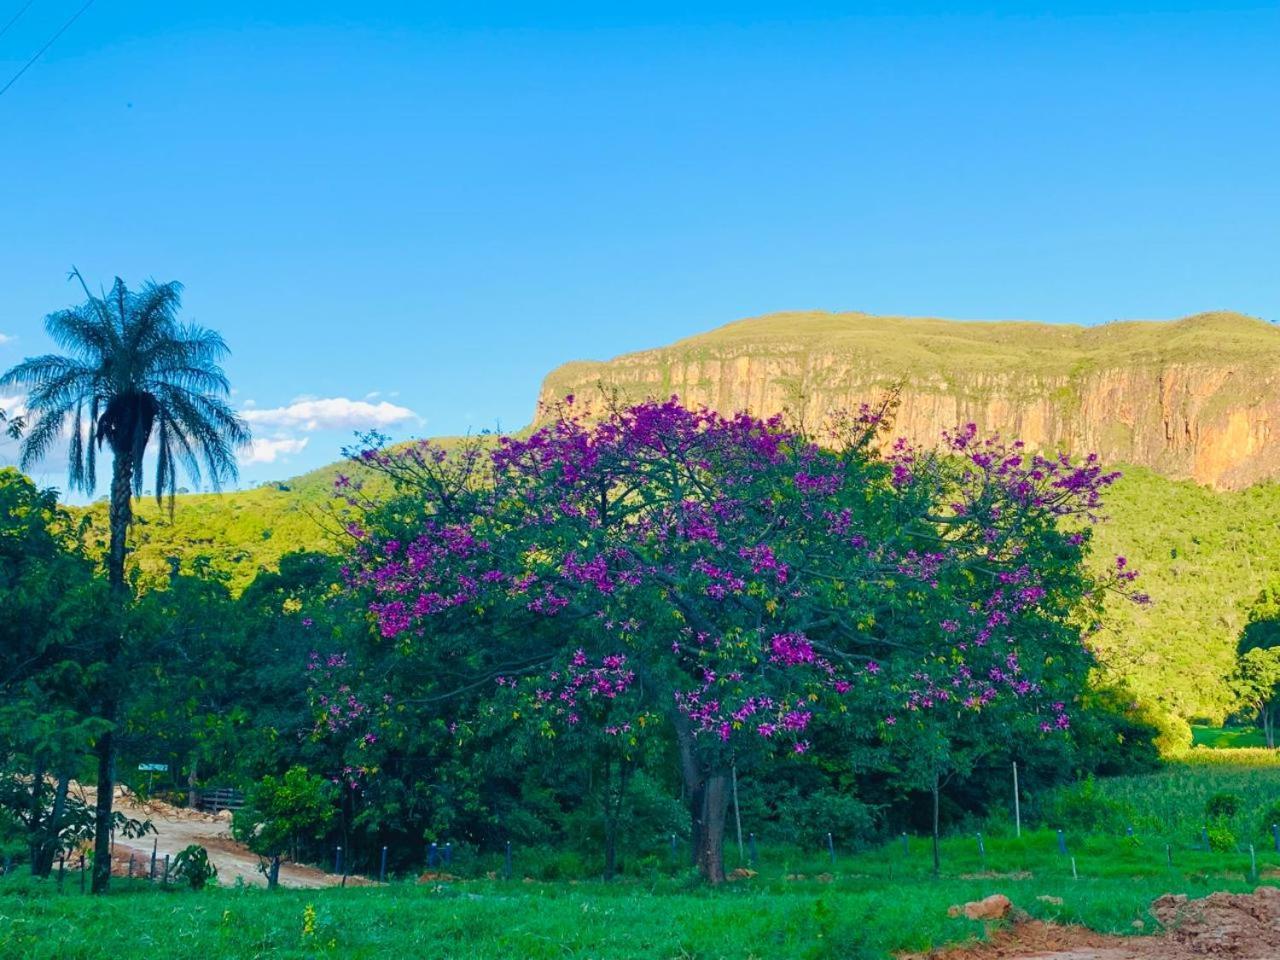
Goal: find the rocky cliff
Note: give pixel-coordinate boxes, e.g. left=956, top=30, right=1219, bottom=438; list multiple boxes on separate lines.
left=536, top=310, right=1280, bottom=490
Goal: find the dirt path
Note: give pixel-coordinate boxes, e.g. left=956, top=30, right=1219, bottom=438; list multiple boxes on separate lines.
left=80, top=785, right=352, bottom=889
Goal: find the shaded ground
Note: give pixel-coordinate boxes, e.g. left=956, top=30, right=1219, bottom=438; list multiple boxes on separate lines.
left=909, top=887, right=1280, bottom=960
left=79, top=784, right=351, bottom=888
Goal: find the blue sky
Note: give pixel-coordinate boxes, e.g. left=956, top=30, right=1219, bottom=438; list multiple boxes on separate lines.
left=1, top=1, right=1277, bottom=494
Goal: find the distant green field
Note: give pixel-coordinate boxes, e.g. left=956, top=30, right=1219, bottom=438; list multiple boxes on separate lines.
left=1191, top=725, right=1270, bottom=749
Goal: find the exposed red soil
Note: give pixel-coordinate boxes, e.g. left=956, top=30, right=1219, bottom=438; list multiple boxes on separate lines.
left=905, top=887, right=1280, bottom=960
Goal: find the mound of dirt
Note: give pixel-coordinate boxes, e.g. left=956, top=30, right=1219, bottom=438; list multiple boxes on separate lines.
left=948, top=895, right=1013, bottom=921
left=1151, top=886, right=1280, bottom=956
left=903, top=920, right=1141, bottom=959
left=907, top=887, right=1280, bottom=960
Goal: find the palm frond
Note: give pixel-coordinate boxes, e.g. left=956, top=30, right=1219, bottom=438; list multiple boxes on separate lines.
left=18, top=408, right=74, bottom=476
left=0, top=354, right=93, bottom=391
left=68, top=403, right=86, bottom=491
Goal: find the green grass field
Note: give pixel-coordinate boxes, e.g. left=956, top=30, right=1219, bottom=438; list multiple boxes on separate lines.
left=3, top=865, right=1278, bottom=960
left=7, top=762, right=1280, bottom=959
left=5, top=828, right=1279, bottom=958
left=1192, top=725, right=1270, bottom=749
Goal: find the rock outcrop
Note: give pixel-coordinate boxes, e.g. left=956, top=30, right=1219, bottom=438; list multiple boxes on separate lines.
left=536, top=310, right=1280, bottom=490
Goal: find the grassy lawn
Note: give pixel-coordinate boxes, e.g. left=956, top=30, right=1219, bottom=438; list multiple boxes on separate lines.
left=4, top=827, right=1279, bottom=960
left=1191, top=725, right=1270, bottom=749
left=7, top=764, right=1280, bottom=959
left=3, top=872, right=1277, bottom=960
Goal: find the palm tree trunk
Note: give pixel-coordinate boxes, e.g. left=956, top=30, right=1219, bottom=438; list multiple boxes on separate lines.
left=107, top=452, right=133, bottom=592
left=92, top=452, right=133, bottom=894
left=90, top=735, right=116, bottom=893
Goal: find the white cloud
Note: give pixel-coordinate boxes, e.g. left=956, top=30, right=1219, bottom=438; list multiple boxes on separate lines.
left=241, top=397, right=419, bottom=432
left=0, top=333, right=13, bottom=346
left=241, top=436, right=309, bottom=465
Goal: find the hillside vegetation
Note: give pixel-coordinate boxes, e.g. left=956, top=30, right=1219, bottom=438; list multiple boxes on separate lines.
left=67, top=311, right=1280, bottom=723
left=1090, top=467, right=1280, bottom=721
left=72, top=455, right=1278, bottom=725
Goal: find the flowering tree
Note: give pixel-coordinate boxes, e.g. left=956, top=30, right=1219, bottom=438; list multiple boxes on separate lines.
left=335, top=398, right=1139, bottom=882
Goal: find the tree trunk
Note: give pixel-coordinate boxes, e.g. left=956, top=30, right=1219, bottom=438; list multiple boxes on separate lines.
left=675, top=715, right=728, bottom=883
left=603, top=821, right=618, bottom=882
left=1265, top=705, right=1275, bottom=750
left=931, top=772, right=941, bottom=877
left=28, top=761, right=46, bottom=876
left=91, top=733, right=116, bottom=893
left=36, top=774, right=71, bottom=877
left=92, top=452, right=134, bottom=894
left=107, top=452, right=133, bottom=593
left=693, top=771, right=729, bottom=883
left=188, top=756, right=200, bottom=809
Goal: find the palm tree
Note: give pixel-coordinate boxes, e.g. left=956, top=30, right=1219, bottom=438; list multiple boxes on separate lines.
left=0, top=269, right=250, bottom=892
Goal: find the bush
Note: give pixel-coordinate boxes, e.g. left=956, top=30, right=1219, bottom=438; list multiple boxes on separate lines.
left=171, top=844, right=217, bottom=890
left=1206, top=822, right=1237, bottom=853
left=1260, top=802, right=1280, bottom=835
left=1152, top=712, right=1194, bottom=756
left=791, top=792, right=876, bottom=852
left=1205, top=792, right=1242, bottom=820
left=232, top=766, right=336, bottom=864
left=1043, top=776, right=1134, bottom=834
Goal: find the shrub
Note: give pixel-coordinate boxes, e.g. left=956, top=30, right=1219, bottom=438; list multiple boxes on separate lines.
left=1043, top=776, right=1134, bottom=834
left=1260, top=802, right=1280, bottom=835
left=1153, top=712, right=1194, bottom=756
left=1206, top=822, right=1237, bottom=853
left=1205, top=793, right=1242, bottom=820
left=792, top=792, right=877, bottom=852
left=171, top=844, right=217, bottom=890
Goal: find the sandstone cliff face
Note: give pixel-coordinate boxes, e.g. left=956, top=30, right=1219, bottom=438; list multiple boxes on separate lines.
left=535, top=311, right=1280, bottom=490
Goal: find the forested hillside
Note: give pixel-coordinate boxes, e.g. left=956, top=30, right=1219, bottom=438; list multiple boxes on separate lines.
left=65, top=312, right=1280, bottom=724
left=1089, top=468, right=1280, bottom=721
left=72, top=453, right=1280, bottom=726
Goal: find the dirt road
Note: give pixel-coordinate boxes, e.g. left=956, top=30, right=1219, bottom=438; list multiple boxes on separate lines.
left=80, top=785, right=350, bottom=889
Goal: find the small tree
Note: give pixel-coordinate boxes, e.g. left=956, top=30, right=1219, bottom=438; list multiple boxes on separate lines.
left=1233, top=646, right=1280, bottom=748
left=171, top=844, right=217, bottom=890
left=233, top=766, right=336, bottom=887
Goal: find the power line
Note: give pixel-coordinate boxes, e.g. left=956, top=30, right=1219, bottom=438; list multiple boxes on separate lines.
left=0, top=1, right=39, bottom=41
left=0, top=0, right=96, bottom=101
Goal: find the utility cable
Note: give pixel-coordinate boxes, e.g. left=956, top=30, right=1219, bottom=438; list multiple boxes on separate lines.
left=0, top=0, right=97, bottom=101
left=0, top=1, right=38, bottom=41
